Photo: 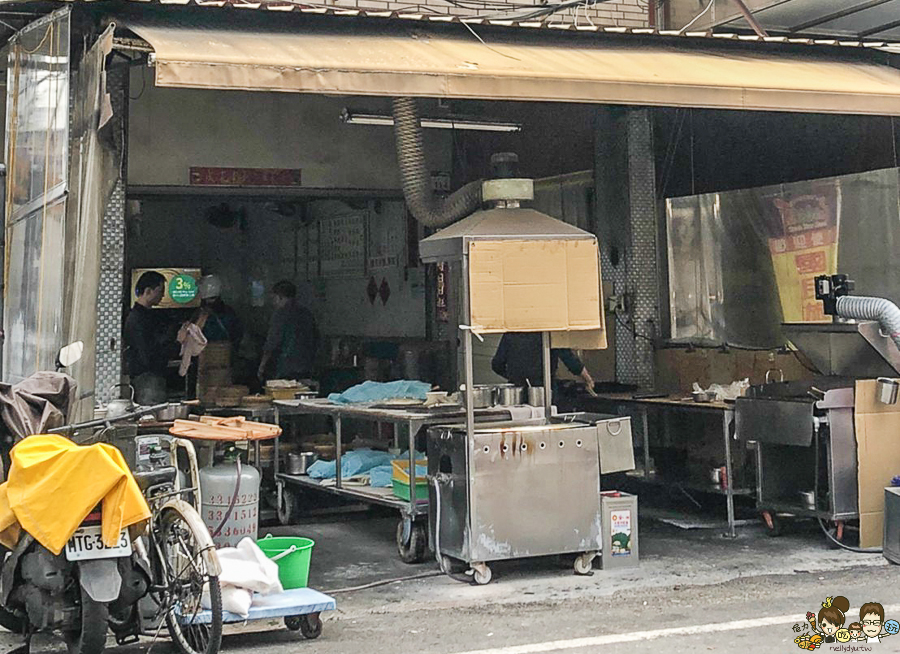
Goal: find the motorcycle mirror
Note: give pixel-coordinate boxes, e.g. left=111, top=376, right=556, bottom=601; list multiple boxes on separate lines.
left=57, top=341, right=84, bottom=369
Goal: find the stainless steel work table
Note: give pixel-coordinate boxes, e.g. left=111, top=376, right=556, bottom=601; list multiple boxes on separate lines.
left=584, top=393, right=751, bottom=539
left=272, top=398, right=515, bottom=562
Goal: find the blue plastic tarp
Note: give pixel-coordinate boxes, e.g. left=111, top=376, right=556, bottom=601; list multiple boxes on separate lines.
left=327, top=380, right=431, bottom=405
left=307, top=449, right=394, bottom=480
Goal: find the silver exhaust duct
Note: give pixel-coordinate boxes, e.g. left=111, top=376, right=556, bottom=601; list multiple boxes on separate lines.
left=836, top=295, right=900, bottom=352
left=392, top=98, right=482, bottom=228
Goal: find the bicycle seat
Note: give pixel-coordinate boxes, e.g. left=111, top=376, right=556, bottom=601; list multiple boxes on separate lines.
left=132, top=466, right=177, bottom=492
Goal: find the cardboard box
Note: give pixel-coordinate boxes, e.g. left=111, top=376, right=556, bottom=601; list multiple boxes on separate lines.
left=468, top=239, right=604, bottom=343
left=854, top=378, right=900, bottom=548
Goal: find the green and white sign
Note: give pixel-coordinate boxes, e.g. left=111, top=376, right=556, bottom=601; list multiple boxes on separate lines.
left=169, top=274, right=198, bottom=304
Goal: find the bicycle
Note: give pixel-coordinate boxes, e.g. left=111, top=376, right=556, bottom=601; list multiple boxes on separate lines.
left=128, top=435, right=224, bottom=654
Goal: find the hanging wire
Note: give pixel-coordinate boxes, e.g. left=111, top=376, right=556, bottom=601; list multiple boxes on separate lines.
left=679, top=0, right=715, bottom=34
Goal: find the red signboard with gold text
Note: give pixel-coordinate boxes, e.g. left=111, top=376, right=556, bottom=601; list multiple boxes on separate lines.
left=189, top=167, right=302, bottom=187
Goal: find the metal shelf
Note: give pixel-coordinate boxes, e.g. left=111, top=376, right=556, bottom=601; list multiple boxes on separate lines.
left=277, top=473, right=429, bottom=516
left=624, top=469, right=754, bottom=498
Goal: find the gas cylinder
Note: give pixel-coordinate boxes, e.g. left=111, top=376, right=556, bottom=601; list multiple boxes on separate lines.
left=199, top=450, right=260, bottom=548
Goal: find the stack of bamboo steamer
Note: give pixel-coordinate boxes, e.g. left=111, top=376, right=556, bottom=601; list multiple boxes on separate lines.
left=196, top=342, right=232, bottom=406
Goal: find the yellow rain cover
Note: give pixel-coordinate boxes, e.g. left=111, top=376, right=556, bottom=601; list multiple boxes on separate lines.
left=0, top=435, right=151, bottom=554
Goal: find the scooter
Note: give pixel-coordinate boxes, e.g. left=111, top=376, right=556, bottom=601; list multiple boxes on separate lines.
left=0, top=342, right=163, bottom=654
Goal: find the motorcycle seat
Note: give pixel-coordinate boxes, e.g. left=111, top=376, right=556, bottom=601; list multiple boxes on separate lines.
left=132, top=466, right=177, bottom=492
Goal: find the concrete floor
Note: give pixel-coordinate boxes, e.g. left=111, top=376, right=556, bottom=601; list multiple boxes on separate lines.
left=6, top=497, right=898, bottom=654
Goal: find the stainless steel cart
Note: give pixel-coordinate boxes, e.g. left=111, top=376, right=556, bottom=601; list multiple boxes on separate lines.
left=272, top=398, right=513, bottom=563
left=428, top=413, right=633, bottom=584
left=736, top=321, right=900, bottom=540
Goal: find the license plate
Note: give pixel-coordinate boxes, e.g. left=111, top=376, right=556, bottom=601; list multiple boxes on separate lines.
left=65, top=524, right=132, bottom=561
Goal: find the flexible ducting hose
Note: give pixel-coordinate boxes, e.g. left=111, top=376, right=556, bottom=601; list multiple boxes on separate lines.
left=835, top=296, right=900, bottom=352
left=392, top=98, right=482, bottom=228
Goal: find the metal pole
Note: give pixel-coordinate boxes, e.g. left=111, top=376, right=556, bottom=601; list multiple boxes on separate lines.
left=731, top=0, right=769, bottom=37
left=723, top=409, right=736, bottom=539
left=542, top=331, right=552, bottom=419
left=642, top=406, right=651, bottom=480
left=461, top=256, right=475, bottom=438
left=335, top=415, right=343, bottom=490
left=408, top=420, right=417, bottom=506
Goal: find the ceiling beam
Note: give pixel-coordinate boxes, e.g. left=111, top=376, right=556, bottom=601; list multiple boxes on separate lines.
left=789, top=0, right=895, bottom=33
left=731, top=0, right=769, bottom=36
left=859, top=15, right=900, bottom=36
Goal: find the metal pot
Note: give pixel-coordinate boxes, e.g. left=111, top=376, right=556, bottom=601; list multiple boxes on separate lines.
left=527, top=386, right=546, bottom=407
left=496, top=384, right=523, bottom=406
left=153, top=403, right=190, bottom=422
left=462, top=385, right=495, bottom=409
left=106, top=384, right=135, bottom=420
left=287, top=451, right=318, bottom=475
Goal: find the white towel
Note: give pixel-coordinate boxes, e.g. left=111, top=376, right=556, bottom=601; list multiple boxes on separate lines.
left=177, top=322, right=208, bottom=377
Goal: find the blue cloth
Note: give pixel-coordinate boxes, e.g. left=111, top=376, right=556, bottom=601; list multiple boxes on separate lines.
left=307, top=448, right=395, bottom=480
left=368, top=465, right=395, bottom=488
left=327, top=380, right=431, bottom=405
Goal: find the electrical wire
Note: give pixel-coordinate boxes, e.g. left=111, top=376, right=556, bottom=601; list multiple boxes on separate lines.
left=678, top=0, right=715, bottom=34
left=324, top=571, right=444, bottom=594
left=615, top=312, right=655, bottom=345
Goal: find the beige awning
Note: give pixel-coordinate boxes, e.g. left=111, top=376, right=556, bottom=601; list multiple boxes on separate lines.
left=126, top=19, right=900, bottom=115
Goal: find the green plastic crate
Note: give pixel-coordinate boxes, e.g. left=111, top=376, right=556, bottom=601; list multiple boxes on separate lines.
left=391, top=459, right=429, bottom=502
left=391, top=479, right=429, bottom=502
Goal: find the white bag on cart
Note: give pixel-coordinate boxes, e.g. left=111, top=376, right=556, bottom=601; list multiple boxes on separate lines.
left=203, top=537, right=283, bottom=617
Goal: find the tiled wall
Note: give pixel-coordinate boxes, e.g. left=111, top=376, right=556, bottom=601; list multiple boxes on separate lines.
left=616, top=108, right=658, bottom=388
left=95, top=68, right=128, bottom=404
left=335, top=0, right=649, bottom=27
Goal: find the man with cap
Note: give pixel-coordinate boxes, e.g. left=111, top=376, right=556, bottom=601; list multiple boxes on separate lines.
left=194, top=274, right=243, bottom=352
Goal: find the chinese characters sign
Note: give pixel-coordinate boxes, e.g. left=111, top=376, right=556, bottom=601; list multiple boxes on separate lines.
left=766, top=189, right=839, bottom=323
left=189, top=167, right=302, bottom=187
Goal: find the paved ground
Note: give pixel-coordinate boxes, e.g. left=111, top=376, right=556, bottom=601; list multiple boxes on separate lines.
left=6, top=499, right=899, bottom=654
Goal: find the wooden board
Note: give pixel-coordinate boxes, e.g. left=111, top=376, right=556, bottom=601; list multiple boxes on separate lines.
left=170, top=416, right=281, bottom=441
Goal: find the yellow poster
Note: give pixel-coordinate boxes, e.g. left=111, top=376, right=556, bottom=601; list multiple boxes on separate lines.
left=766, top=192, right=839, bottom=322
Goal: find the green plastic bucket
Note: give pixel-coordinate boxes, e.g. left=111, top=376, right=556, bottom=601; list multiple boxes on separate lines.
left=257, top=535, right=315, bottom=589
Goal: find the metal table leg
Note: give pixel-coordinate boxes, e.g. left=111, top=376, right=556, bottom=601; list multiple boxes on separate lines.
left=723, top=409, right=737, bottom=539
left=335, top=416, right=343, bottom=490
left=407, top=420, right=417, bottom=509
left=274, top=407, right=282, bottom=510
left=642, top=407, right=651, bottom=480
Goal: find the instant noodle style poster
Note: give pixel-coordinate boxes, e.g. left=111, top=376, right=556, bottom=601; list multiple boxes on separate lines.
left=762, top=183, right=840, bottom=323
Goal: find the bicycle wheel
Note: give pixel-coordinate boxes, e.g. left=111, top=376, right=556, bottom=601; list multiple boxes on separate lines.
left=156, top=506, right=222, bottom=654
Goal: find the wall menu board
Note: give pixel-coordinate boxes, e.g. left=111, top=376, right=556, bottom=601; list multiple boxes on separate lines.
left=130, top=268, right=202, bottom=309
left=367, top=200, right=406, bottom=272
left=319, top=211, right=365, bottom=277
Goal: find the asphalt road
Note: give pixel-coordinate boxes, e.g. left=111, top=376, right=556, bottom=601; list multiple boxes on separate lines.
left=11, top=564, right=900, bottom=654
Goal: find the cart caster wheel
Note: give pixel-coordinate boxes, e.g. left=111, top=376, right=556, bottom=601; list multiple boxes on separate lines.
left=761, top=511, right=782, bottom=537
left=287, top=613, right=322, bottom=639
left=396, top=519, right=426, bottom=564
left=471, top=563, right=492, bottom=586
left=574, top=553, right=596, bottom=576
left=277, top=488, right=297, bottom=526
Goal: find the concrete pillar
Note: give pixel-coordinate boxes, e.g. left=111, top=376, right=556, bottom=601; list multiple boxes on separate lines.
left=594, top=107, right=659, bottom=388
left=95, top=66, right=129, bottom=403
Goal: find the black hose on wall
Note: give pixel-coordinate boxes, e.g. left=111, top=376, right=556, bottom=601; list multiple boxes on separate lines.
left=392, top=97, right=482, bottom=228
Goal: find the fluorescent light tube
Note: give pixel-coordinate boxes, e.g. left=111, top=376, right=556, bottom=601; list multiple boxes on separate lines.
left=340, top=109, right=521, bottom=132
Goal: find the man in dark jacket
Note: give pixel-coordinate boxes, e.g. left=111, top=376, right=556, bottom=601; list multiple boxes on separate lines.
left=491, top=332, right=596, bottom=395
left=124, top=271, right=168, bottom=404
left=258, top=280, right=319, bottom=381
